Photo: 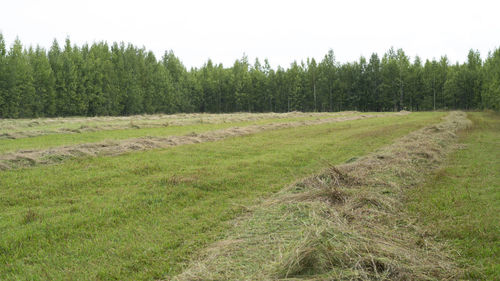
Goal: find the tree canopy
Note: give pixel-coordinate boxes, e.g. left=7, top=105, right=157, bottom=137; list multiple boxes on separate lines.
left=0, top=34, right=498, bottom=118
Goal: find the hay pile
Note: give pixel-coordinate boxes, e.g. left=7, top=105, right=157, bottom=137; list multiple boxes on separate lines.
left=0, top=113, right=385, bottom=170
left=171, top=111, right=470, bottom=281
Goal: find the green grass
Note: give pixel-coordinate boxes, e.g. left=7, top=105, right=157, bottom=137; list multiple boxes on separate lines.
left=0, top=114, right=350, bottom=153
left=0, top=112, right=351, bottom=134
left=0, top=112, right=443, bottom=280
left=407, top=112, right=500, bottom=280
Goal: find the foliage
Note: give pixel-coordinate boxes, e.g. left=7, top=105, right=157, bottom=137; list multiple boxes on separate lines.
left=0, top=33, right=499, bottom=118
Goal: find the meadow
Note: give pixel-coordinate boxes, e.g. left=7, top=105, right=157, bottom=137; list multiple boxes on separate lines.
left=0, top=111, right=497, bottom=280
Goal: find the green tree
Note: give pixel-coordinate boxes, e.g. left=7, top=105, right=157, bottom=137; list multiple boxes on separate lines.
left=464, top=49, right=483, bottom=109
left=59, top=38, right=83, bottom=115
left=482, top=47, right=500, bottom=110
left=5, top=39, right=35, bottom=118
left=250, top=58, right=268, bottom=112
left=1, top=35, right=498, bottom=117
left=0, top=33, right=7, bottom=117
left=443, top=64, right=461, bottom=109
left=305, top=58, right=319, bottom=111
left=286, top=61, right=304, bottom=111
left=162, top=50, right=193, bottom=112
left=380, top=48, right=399, bottom=111
left=366, top=53, right=382, bottom=111
left=29, top=46, right=56, bottom=116
left=408, top=56, right=424, bottom=110
left=232, top=55, right=251, bottom=112
left=317, top=49, right=337, bottom=111
left=396, top=48, right=410, bottom=110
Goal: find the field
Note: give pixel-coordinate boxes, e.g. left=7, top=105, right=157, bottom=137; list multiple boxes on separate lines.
left=408, top=112, right=500, bottom=280
left=0, top=111, right=498, bottom=280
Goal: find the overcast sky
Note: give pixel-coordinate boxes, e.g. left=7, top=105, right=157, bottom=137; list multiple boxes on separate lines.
left=1, top=0, right=499, bottom=68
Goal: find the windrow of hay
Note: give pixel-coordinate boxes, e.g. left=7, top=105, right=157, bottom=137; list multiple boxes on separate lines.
left=171, top=111, right=471, bottom=281
left=0, top=113, right=388, bottom=170
left=0, top=111, right=358, bottom=139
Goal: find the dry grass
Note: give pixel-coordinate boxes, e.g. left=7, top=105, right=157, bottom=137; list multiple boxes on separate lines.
left=0, top=111, right=357, bottom=139
left=0, top=113, right=387, bottom=170
left=171, top=111, right=470, bottom=281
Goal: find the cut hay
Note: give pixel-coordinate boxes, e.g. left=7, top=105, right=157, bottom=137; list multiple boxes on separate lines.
left=170, top=111, right=471, bottom=281
left=0, top=111, right=359, bottom=140
left=0, top=113, right=387, bottom=170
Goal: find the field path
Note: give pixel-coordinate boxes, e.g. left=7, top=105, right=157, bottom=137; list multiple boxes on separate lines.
left=0, top=113, right=400, bottom=170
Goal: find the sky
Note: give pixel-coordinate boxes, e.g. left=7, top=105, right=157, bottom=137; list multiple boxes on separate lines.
left=1, top=0, right=499, bottom=69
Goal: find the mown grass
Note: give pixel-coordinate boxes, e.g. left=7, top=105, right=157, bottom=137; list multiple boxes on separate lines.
left=0, top=114, right=353, bottom=153
left=0, top=112, right=443, bottom=280
left=407, top=112, right=500, bottom=280
left=173, top=111, right=469, bottom=281
left=0, top=112, right=351, bottom=134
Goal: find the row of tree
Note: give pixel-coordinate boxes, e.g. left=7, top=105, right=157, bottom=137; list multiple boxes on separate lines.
left=0, top=34, right=499, bottom=118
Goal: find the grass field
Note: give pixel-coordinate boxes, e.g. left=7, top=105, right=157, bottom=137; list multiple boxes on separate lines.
left=0, top=112, right=349, bottom=137
left=407, top=112, right=500, bottom=280
left=0, top=111, right=497, bottom=280
left=0, top=112, right=356, bottom=153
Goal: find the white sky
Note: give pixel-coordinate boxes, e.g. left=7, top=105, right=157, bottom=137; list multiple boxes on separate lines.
left=1, top=0, right=499, bottom=68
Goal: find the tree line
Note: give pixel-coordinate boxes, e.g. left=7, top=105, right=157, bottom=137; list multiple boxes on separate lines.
left=0, top=34, right=499, bottom=118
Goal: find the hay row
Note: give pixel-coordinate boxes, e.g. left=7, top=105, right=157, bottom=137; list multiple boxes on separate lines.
left=0, top=113, right=388, bottom=170
left=0, top=112, right=356, bottom=139
left=171, top=111, right=470, bottom=281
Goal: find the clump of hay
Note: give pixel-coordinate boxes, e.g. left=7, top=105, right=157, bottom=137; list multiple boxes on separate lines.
left=22, top=209, right=40, bottom=224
